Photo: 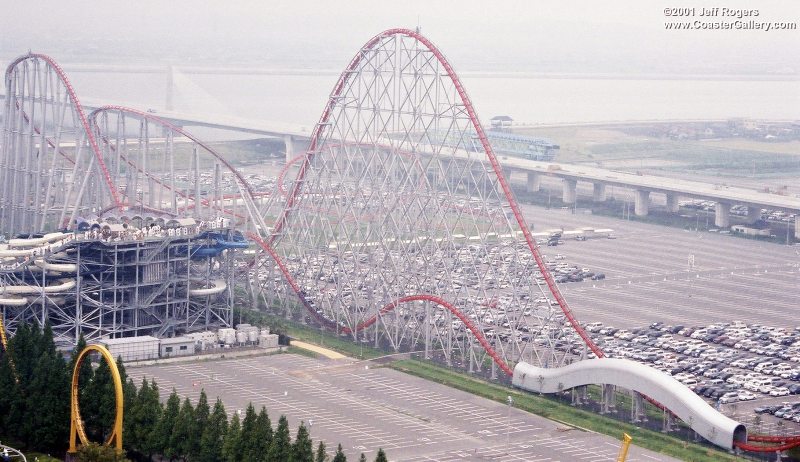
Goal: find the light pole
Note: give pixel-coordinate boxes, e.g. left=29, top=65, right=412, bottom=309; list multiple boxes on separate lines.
left=506, top=395, right=514, bottom=451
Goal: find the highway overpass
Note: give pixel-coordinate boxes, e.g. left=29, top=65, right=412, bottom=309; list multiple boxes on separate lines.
left=5, top=93, right=795, bottom=237
left=137, top=109, right=800, bottom=237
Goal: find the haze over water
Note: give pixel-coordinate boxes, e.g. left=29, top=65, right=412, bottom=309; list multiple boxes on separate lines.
left=18, top=69, right=797, bottom=128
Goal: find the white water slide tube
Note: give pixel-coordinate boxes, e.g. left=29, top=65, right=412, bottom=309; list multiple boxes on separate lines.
left=1, top=279, right=76, bottom=295
left=0, top=297, right=28, bottom=306
left=34, top=258, right=78, bottom=273
left=512, top=359, right=746, bottom=450
left=0, top=233, right=74, bottom=258
left=188, top=279, right=227, bottom=296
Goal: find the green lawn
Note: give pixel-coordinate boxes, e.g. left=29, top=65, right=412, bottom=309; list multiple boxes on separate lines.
left=388, top=359, right=744, bottom=462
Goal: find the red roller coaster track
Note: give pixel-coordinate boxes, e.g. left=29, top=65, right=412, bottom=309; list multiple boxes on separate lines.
left=3, top=40, right=797, bottom=453
left=271, top=27, right=603, bottom=357
left=259, top=29, right=800, bottom=453
left=5, top=54, right=123, bottom=210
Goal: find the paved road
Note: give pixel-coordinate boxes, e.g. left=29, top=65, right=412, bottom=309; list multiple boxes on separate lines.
left=128, top=354, right=681, bottom=462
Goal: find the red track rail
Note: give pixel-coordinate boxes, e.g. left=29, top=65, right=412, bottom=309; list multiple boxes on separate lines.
left=257, top=29, right=800, bottom=452
left=248, top=233, right=513, bottom=376
left=87, top=106, right=263, bottom=224
left=5, top=54, right=123, bottom=210
left=269, top=28, right=603, bottom=358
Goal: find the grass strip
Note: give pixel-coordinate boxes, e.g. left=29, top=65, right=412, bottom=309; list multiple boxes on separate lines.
left=388, top=359, right=743, bottom=462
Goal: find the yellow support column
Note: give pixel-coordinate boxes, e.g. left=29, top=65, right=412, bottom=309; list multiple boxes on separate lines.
left=617, top=433, right=632, bottom=462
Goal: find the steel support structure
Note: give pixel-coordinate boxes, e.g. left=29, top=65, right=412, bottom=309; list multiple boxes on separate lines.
left=257, top=28, right=601, bottom=376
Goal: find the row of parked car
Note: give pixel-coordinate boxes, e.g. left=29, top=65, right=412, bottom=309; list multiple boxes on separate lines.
left=754, top=402, right=800, bottom=424
left=583, top=320, right=800, bottom=411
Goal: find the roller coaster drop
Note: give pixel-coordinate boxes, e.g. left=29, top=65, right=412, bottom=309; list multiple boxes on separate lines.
left=0, top=29, right=798, bottom=453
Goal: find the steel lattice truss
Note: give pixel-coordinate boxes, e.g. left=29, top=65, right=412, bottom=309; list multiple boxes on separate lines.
left=0, top=54, right=119, bottom=235
left=88, top=106, right=268, bottom=232
left=0, top=56, right=258, bottom=345
left=255, top=29, right=601, bottom=375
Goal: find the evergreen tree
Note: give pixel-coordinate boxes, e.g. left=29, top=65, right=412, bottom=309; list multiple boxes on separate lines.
left=84, top=358, right=115, bottom=442
left=130, top=379, right=162, bottom=458
left=198, top=398, right=228, bottom=462
left=189, top=389, right=210, bottom=460
left=70, top=335, right=94, bottom=437
left=121, top=378, right=138, bottom=451
left=221, top=412, right=243, bottom=462
left=332, top=443, right=347, bottom=462
left=6, top=323, right=33, bottom=446
left=28, top=324, right=69, bottom=452
left=170, top=396, right=196, bottom=459
left=249, top=406, right=272, bottom=461
left=239, top=403, right=258, bottom=460
left=291, top=421, right=313, bottom=462
left=358, top=454, right=366, bottom=462
left=314, top=441, right=328, bottom=462
left=120, top=378, right=137, bottom=447
left=155, top=389, right=181, bottom=458
left=267, top=415, right=291, bottom=462
left=374, top=449, right=387, bottom=462
left=0, top=351, right=15, bottom=435
left=113, top=356, right=138, bottom=454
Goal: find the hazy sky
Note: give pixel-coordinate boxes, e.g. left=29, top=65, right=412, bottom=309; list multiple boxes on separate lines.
left=2, top=0, right=799, bottom=75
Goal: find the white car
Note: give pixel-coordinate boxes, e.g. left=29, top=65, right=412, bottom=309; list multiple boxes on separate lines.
left=769, top=387, right=790, bottom=397
left=738, top=391, right=757, bottom=401
left=719, top=392, right=739, bottom=404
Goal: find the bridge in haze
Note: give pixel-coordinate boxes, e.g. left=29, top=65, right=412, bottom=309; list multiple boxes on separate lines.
left=97, top=103, right=799, bottom=238
left=3, top=92, right=798, bottom=238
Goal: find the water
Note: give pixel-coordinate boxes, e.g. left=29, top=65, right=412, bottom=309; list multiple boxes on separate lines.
left=5, top=67, right=800, bottom=127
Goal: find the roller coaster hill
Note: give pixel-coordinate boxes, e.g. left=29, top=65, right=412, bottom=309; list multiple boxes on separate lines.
left=1, top=29, right=800, bottom=456
left=0, top=54, right=261, bottom=348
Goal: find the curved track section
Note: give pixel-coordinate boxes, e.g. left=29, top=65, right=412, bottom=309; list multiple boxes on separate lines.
left=0, top=54, right=121, bottom=235
left=255, top=28, right=800, bottom=452
left=88, top=106, right=268, bottom=232
left=513, top=359, right=746, bottom=450
left=262, top=28, right=600, bottom=374
left=250, top=233, right=513, bottom=375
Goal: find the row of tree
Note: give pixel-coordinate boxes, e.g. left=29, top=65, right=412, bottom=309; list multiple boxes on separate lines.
left=0, top=324, right=388, bottom=461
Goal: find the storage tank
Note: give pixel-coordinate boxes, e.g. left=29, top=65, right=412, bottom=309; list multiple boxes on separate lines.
left=235, top=331, right=247, bottom=344
left=218, top=328, right=236, bottom=345
left=247, top=327, right=260, bottom=343
left=259, top=332, right=279, bottom=348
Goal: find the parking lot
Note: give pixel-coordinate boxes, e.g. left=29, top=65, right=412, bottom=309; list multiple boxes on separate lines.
left=127, top=354, right=679, bottom=461
left=520, top=204, right=799, bottom=330
left=501, top=204, right=800, bottom=436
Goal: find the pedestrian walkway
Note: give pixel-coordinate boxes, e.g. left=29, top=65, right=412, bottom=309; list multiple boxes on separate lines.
left=291, top=340, right=348, bottom=359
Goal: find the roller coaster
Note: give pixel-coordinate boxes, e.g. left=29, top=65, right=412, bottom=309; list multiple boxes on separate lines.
left=1, top=29, right=798, bottom=454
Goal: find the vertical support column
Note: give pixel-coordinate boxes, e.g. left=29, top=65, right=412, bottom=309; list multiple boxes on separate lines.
left=592, top=183, right=606, bottom=202
left=630, top=391, right=646, bottom=423
left=634, top=190, right=650, bottom=217
left=600, top=384, right=615, bottom=414
left=795, top=215, right=799, bottom=239
left=665, top=193, right=681, bottom=213
left=715, top=202, right=731, bottom=228
left=662, top=411, right=675, bottom=433
left=284, top=134, right=294, bottom=164
left=526, top=172, right=541, bottom=193
left=562, top=179, right=577, bottom=204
